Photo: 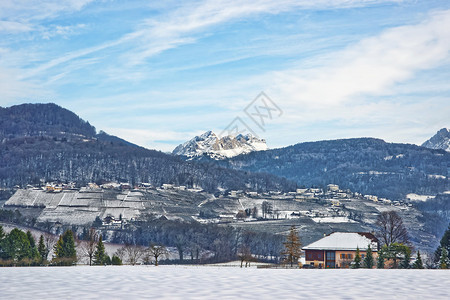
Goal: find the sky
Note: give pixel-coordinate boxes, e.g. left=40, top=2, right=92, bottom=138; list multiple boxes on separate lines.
left=1, top=0, right=450, bottom=152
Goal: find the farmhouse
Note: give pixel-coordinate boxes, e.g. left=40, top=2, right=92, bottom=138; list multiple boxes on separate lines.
left=303, top=232, right=379, bottom=268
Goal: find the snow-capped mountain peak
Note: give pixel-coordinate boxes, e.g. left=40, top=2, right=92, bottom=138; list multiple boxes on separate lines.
left=172, top=131, right=268, bottom=159
left=422, top=128, right=450, bottom=152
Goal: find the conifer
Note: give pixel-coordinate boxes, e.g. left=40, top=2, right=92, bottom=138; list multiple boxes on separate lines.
left=281, top=226, right=302, bottom=267
left=93, top=236, right=107, bottom=265
left=363, top=245, right=374, bottom=268
left=412, top=251, right=424, bottom=269
left=352, top=247, right=361, bottom=268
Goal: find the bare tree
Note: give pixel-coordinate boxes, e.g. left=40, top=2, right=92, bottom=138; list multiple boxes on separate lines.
left=262, top=201, right=273, bottom=219
left=124, top=244, right=145, bottom=265
left=376, top=211, right=409, bottom=246
left=148, top=244, right=168, bottom=266
left=175, top=234, right=186, bottom=262
left=114, top=246, right=126, bottom=262
left=237, top=245, right=252, bottom=268
left=80, top=228, right=98, bottom=266
left=44, top=232, right=58, bottom=260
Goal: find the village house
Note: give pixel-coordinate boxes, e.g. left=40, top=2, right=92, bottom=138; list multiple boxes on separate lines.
left=303, top=232, right=379, bottom=268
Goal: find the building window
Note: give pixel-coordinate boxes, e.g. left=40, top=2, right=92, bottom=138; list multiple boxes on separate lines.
left=326, top=252, right=335, bottom=260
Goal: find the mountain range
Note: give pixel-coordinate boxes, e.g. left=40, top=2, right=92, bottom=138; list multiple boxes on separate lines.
left=0, top=103, right=294, bottom=193
left=0, top=103, right=448, bottom=201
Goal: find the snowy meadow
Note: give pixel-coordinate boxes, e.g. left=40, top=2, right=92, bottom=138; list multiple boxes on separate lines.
left=1, top=266, right=448, bottom=299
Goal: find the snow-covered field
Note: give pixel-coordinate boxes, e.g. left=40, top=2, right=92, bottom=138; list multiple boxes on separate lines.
left=1, top=266, right=448, bottom=299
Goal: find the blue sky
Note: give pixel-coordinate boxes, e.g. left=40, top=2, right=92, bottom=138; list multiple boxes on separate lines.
left=1, top=0, right=450, bottom=152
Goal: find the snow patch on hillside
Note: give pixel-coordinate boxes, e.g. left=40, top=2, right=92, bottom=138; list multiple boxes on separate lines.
left=406, top=193, right=435, bottom=202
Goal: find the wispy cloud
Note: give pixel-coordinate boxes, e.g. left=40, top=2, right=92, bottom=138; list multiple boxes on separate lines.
left=0, top=0, right=94, bottom=22
left=271, top=9, right=450, bottom=107
left=0, top=20, right=32, bottom=33
left=1, top=0, right=448, bottom=151
left=11, top=0, right=402, bottom=79
left=260, top=9, right=450, bottom=145
left=121, top=0, right=403, bottom=66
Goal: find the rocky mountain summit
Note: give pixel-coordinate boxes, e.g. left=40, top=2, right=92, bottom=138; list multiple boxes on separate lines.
left=172, top=131, right=268, bottom=159
left=422, top=128, right=450, bottom=152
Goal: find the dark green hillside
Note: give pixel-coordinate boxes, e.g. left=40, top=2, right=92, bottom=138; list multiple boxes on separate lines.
left=0, top=103, right=295, bottom=192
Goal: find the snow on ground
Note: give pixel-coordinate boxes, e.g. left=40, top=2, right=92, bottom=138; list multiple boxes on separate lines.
left=406, top=193, right=435, bottom=202
left=1, top=266, right=448, bottom=299
left=311, top=217, right=356, bottom=223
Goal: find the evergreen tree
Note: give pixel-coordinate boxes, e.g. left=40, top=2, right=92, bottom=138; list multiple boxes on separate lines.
left=53, top=229, right=77, bottom=265
left=1, top=228, right=32, bottom=261
left=111, top=255, right=122, bottom=265
left=352, top=247, right=361, bottom=268
left=377, top=251, right=385, bottom=269
left=93, top=236, right=106, bottom=265
left=363, top=245, right=374, bottom=269
left=439, top=248, right=448, bottom=269
left=0, top=225, right=5, bottom=241
left=412, top=251, right=424, bottom=269
left=38, top=234, right=47, bottom=263
left=434, top=223, right=450, bottom=263
left=0, top=225, right=5, bottom=259
left=382, top=243, right=410, bottom=269
left=281, top=225, right=302, bottom=267
left=26, top=230, right=39, bottom=259
left=399, top=247, right=411, bottom=269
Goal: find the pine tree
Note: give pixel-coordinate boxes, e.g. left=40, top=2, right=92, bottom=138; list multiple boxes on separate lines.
left=363, top=245, right=374, bottom=269
left=439, top=248, right=448, bottom=269
left=352, top=247, right=361, bottom=268
left=53, top=230, right=77, bottom=265
left=435, top=223, right=450, bottom=264
left=111, top=255, right=122, bottom=265
left=377, top=251, right=385, bottom=269
left=37, top=235, right=47, bottom=263
left=281, top=225, right=302, bottom=267
left=2, top=228, right=33, bottom=262
left=93, top=236, right=106, bottom=265
left=0, top=225, right=5, bottom=241
left=399, top=247, right=411, bottom=269
left=412, top=251, right=424, bottom=269
left=26, top=231, right=39, bottom=260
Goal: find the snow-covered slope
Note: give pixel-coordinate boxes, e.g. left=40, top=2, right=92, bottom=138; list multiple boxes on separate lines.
left=422, top=128, right=450, bottom=151
left=172, top=131, right=268, bottom=159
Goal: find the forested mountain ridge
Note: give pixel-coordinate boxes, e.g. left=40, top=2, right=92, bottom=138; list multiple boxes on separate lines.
left=0, top=103, right=295, bottom=192
left=217, top=138, right=450, bottom=200
left=0, top=103, right=96, bottom=140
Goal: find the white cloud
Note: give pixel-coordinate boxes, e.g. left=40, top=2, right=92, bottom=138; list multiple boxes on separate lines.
left=0, top=20, right=32, bottom=33
left=122, top=0, right=403, bottom=66
left=102, top=127, right=202, bottom=152
left=272, top=9, right=450, bottom=108
left=258, top=9, right=450, bottom=146
left=41, top=24, right=87, bottom=40
left=10, top=0, right=402, bottom=78
left=0, top=67, right=52, bottom=105
left=0, top=0, right=94, bottom=21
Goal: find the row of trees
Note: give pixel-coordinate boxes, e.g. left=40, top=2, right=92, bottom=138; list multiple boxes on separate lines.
left=0, top=226, right=60, bottom=266
left=349, top=244, right=424, bottom=269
